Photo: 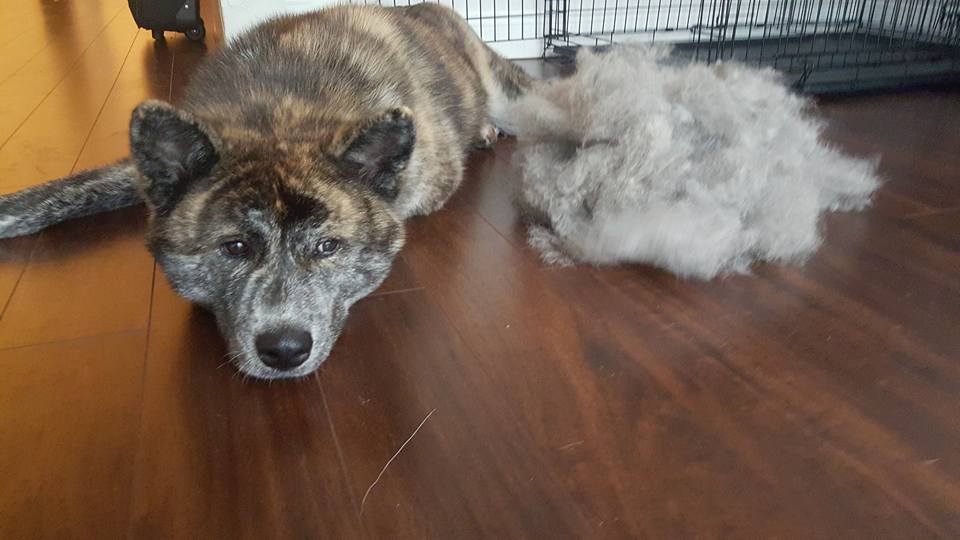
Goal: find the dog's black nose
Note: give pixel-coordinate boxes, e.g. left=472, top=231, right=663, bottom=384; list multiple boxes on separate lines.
left=256, top=328, right=313, bottom=370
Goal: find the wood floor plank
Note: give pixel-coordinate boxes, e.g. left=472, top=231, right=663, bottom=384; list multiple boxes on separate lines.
left=73, top=31, right=172, bottom=167
left=129, top=275, right=363, bottom=539
left=904, top=208, right=960, bottom=252
left=557, top=264, right=956, bottom=537
left=819, top=91, right=960, bottom=213
left=806, top=211, right=960, bottom=360
left=200, top=0, right=225, bottom=51
left=0, top=331, right=147, bottom=539
left=0, top=206, right=154, bottom=348
left=0, top=1, right=123, bottom=83
left=320, top=289, right=593, bottom=538
left=0, top=30, right=171, bottom=348
left=0, top=235, right=38, bottom=321
left=0, top=1, right=128, bottom=151
left=0, top=1, right=137, bottom=316
left=0, top=4, right=137, bottom=194
left=588, top=262, right=960, bottom=534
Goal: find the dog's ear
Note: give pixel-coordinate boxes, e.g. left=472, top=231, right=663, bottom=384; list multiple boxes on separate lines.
left=333, top=107, right=415, bottom=201
left=129, top=100, right=219, bottom=215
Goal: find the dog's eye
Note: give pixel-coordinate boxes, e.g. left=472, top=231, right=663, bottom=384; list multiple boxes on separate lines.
left=316, top=238, right=341, bottom=258
left=221, top=239, right=251, bottom=258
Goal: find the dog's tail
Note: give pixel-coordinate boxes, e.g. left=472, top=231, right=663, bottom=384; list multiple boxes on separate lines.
left=0, top=159, right=142, bottom=238
left=483, top=46, right=538, bottom=137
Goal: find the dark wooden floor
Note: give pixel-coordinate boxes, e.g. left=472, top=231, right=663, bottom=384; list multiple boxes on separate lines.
left=1, top=1, right=959, bottom=538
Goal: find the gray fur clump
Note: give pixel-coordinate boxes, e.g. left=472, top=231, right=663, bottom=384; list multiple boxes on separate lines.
left=510, top=45, right=880, bottom=279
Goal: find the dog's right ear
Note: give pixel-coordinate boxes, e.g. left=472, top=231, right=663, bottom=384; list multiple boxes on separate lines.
left=129, top=100, right=219, bottom=215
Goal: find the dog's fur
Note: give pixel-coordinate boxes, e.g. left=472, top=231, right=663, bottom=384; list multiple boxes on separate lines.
left=509, top=45, right=879, bottom=279
left=0, top=4, right=531, bottom=379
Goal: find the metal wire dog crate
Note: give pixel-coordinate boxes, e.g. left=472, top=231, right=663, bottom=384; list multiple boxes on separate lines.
left=358, top=0, right=546, bottom=57
left=544, top=0, right=960, bottom=92
left=223, top=0, right=545, bottom=58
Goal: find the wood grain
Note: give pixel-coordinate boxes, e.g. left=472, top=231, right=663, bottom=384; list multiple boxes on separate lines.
left=0, top=331, right=147, bottom=539
left=0, top=1, right=958, bottom=538
left=0, top=27, right=163, bottom=348
left=0, top=6, right=137, bottom=192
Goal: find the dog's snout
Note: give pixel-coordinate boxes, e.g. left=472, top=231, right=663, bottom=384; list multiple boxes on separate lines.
left=255, top=327, right=313, bottom=370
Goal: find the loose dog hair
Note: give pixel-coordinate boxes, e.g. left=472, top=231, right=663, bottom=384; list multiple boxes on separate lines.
left=0, top=5, right=531, bottom=379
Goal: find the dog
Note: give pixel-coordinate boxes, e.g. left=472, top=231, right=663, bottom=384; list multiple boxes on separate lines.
left=0, top=4, right=531, bottom=379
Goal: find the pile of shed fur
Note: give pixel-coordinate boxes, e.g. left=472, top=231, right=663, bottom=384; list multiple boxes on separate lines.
left=507, top=45, right=879, bottom=279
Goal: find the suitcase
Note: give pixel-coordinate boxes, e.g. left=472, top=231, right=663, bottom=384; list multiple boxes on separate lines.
left=128, top=0, right=206, bottom=42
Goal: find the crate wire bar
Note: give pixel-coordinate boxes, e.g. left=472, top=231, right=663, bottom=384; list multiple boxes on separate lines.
left=544, top=0, right=960, bottom=93
left=364, top=0, right=546, bottom=58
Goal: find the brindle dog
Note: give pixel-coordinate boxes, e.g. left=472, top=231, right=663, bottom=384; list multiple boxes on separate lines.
left=0, top=4, right=531, bottom=379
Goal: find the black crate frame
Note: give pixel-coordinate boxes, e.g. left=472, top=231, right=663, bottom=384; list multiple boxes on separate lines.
left=544, top=0, right=960, bottom=93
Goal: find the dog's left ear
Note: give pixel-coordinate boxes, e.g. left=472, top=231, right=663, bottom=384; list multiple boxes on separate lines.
left=129, top=100, right=219, bottom=215
left=333, top=107, right=415, bottom=201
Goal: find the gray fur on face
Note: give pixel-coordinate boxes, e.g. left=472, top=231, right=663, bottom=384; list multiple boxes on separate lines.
left=150, top=151, right=405, bottom=379
left=157, top=224, right=400, bottom=379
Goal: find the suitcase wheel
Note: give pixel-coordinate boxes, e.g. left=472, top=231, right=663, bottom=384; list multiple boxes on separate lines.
left=151, top=29, right=165, bottom=41
left=186, top=19, right=205, bottom=42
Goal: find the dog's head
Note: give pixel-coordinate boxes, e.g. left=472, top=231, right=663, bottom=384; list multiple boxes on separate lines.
left=129, top=100, right=408, bottom=379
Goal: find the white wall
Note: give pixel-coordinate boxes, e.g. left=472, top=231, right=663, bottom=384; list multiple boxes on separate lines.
left=221, top=0, right=331, bottom=40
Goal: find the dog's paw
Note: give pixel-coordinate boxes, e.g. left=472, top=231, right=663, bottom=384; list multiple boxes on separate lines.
left=473, top=123, right=501, bottom=150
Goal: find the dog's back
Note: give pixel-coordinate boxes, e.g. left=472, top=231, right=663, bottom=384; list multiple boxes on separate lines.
left=185, top=4, right=528, bottom=216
